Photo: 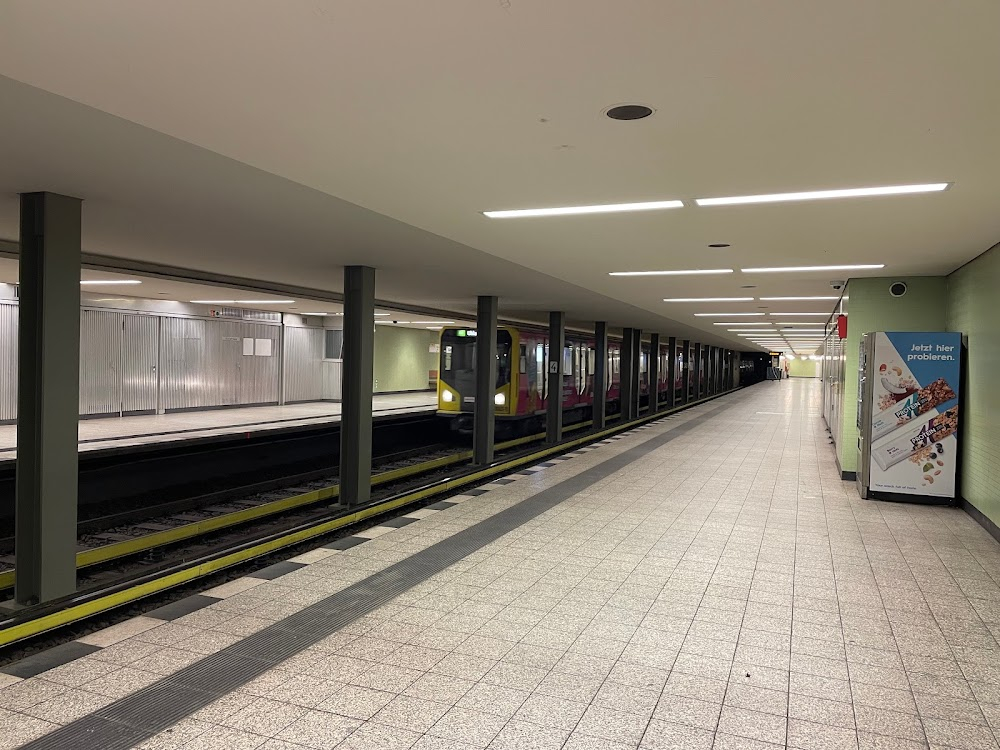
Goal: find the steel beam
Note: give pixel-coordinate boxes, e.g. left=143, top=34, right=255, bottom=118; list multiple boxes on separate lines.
left=546, top=311, right=565, bottom=443
left=473, top=296, right=498, bottom=465
left=340, top=266, right=375, bottom=507
left=15, top=192, right=82, bottom=606
left=592, top=322, right=608, bottom=431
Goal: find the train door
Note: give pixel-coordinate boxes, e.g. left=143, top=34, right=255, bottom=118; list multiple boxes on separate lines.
left=121, top=313, right=159, bottom=414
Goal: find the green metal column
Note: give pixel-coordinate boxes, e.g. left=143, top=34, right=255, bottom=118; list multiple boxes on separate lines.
left=340, top=266, right=375, bottom=507
left=592, top=322, right=607, bottom=431
left=694, top=343, right=704, bottom=400
left=648, top=333, right=660, bottom=414
left=632, top=329, right=642, bottom=419
left=666, top=336, right=677, bottom=409
left=707, top=346, right=717, bottom=395
left=681, top=339, right=691, bottom=404
left=473, top=295, right=497, bottom=465
left=546, top=311, right=565, bottom=443
left=620, top=328, right=634, bottom=421
left=15, top=192, right=82, bottom=606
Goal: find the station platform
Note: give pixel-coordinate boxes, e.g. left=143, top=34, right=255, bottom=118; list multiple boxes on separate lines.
left=0, top=393, right=437, bottom=461
left=3, top=379, right=1000, bottom=750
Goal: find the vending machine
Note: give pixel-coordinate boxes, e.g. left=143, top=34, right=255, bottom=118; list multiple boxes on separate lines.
left=856, top=332, right=961, bottom=502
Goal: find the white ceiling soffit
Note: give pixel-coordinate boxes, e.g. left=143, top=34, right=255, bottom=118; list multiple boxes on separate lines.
left=1, top=1, right=998, bottom=353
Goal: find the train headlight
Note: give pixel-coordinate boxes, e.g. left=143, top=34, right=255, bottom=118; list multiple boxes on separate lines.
left=494, top=393, right=505, bottom=406
left=442, top=390, right=454, bottom=403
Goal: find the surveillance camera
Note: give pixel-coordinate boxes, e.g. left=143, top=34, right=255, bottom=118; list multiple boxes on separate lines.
left=830, top=280, right=846, bottom=290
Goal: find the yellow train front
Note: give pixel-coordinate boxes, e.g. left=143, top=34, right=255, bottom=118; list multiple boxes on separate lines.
left=437, top=325, right=609, bottom=436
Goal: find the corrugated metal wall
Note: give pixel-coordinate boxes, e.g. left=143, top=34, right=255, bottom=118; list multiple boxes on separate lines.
left=80, top=310, right=123, bottom=416
left=78, top=311, right=160, bottom=416
left=0, top=303, right=16, bottom=421
left=283, top=326, right=325, bottom=403
left=159, top=317, right=280, bottom=410
left=1, top=306, right=289, bottom=420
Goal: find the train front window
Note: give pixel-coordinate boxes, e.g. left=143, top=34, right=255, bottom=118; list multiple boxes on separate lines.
left=440, top=329, right=513, bottom=388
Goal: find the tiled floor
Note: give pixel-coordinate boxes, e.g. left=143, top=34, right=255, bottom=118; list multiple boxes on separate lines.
left=3, top=379, right=1000, bottom=749
left=0, top=392, right=437, bottom=459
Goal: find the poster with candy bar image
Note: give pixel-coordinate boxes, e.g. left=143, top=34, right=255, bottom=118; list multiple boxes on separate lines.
left=869, top=332, right=961, bottom=498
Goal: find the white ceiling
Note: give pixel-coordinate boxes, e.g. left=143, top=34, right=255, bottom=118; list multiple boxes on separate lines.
left=1, top=1, right=998, bottom=353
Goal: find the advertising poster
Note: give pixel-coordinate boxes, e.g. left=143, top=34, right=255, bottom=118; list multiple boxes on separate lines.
left=870, top=332, right=961, bottom=498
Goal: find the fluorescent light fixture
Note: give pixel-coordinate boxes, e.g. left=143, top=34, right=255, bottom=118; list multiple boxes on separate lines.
left=695, top=183, right=949, bottom=207
left=779, top=329, right=825, bottom=333
left=80, top=279, right=142, bottom=285
left=768, top=312, right=829, bottom=316
left=741, top=264, right=884, bottom=273
left=190, top=299, right=295, bottom=305
left=410, top=321, right=455, bottom=325
left=729, top=329, right=777, bottom=333
left=774, top=321, right=829, bottom=325
left=426, top=326, right=442, bottom=330
left=664, top=297, right=754, bottom=303
left=483, top=199, right=683, bottom=219
left=759, top=296, right=837, bottom=301
left=609, top=269, right=733, bottom=277
left=713, top=322, right=773, bottom=326
left=694, top=312, right=765, bottom=317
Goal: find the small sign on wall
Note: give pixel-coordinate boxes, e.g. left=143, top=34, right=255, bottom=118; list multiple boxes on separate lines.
left=255, top=338, right=273, bottom=357
left=242, top=337, right=255, bottom=356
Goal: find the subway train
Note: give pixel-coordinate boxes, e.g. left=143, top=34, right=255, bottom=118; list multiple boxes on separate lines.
left=436, top=325, right=690, bottom=435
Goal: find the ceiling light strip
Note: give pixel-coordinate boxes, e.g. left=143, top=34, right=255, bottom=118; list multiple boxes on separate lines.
left=695, top=183, right=949, bottom=207
left=740, top=264, right=884, bottom=273
left=663, top=297, right=754, bottom=303
left=483, top=200, right=683, bottom=218
left=609, top=269, right=733, bottom=276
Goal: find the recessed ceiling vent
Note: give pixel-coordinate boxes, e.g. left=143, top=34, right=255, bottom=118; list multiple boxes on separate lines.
left=605, top=104, right=654, bottom=121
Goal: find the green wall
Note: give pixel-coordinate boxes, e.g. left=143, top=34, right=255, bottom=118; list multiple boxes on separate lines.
left=838, top=276, right=948, bottom=473
left=787, top=358, right=818, bottom=378
left=948, top=246, right=1000, bottom=528
left=373, top=326, right=437, bottom=393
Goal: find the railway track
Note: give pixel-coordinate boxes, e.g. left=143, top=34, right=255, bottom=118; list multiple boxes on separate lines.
left=0, top=388, right=738, bottom=653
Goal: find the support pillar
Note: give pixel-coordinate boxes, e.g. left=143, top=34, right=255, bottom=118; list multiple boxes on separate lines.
left=340, top=266, right=375, bottom=507
left=681, top=340, right=691, bottom=405
left=708, top=346, right=717, bottom=395
left=592, top=322, right=608, bottom=431
left=473, top=296, right=498, bottom=465
left=632, top=329, right=642, bottom=419
left=546, top=311, right=565, bottom=443
left=694, top=343, right=704, bottom=400
left=648, top=333, right=660, bottom=414
left=15, top=192, right=82, bottom=606
left=666, top=336, right=677, bottom=409
left=620, top=328, right=634, bottom=421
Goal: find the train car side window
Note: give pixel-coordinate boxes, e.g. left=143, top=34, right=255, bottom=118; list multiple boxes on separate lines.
left=519, top=344, right=527, bottom=374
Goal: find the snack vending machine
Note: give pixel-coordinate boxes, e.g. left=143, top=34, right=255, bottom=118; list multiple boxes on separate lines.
left=856, top=332, right=961, bottom=502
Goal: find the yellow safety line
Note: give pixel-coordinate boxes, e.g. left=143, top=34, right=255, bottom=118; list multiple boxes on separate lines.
left=0, top=390, right=735, bottom=646
left=0, top=423, right=602, bottom=589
